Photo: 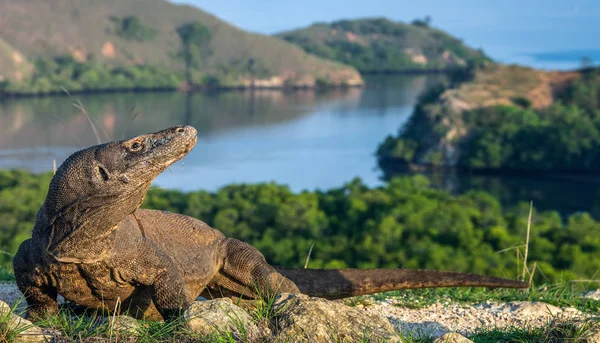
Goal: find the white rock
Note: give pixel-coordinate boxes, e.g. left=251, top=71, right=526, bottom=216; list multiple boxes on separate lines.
left=0, top=300, right=50, bottom=343
left=434, top=332, right=474, bottom=343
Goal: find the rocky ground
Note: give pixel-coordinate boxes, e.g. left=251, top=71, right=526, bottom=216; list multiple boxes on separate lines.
left=1, top=283, right=600, bottom=342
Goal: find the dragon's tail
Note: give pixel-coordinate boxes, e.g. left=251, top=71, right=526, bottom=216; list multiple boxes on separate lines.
left=275, top=267, right=529, bottom=300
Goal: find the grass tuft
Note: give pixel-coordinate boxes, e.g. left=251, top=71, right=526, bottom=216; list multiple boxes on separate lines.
left=0, top=298, right=33, bottom=343
left=470, top=325, right=547, bottom=343
left=469, top=317, right=598, bottom=343
left=0, top=267, right=14, bottom=283
left=134, top=318, right=186, bottom=343
left=36, top=307, right=109, bottom=340
left=366, top=282, right=600, bottom=313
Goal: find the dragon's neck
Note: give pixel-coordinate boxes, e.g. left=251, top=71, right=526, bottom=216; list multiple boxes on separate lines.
left=35, top=185, right=148, bottom=263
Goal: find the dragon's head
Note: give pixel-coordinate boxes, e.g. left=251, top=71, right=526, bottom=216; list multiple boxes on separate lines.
left=40, top=125, right=197, bottom=261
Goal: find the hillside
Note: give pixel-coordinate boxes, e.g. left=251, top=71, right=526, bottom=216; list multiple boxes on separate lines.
left=0, top=37, right=33, bottom=83
left=276, top=18, right=490, bottom=73
left=0, top=0, right=362, bottom=94
left=377, top=63, right=598, bottom=173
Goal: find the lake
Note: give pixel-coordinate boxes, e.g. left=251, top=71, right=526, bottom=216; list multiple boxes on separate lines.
left=1, top=74, right=600, bottom=218
left=0, top=75, right=440, bottom=190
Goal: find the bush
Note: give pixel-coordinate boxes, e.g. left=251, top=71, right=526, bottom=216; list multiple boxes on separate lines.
left=377, top=67, right=600, bottom=173
left=0, top=55, right=183, bottom=95
left=110, top=15, right=157, bottom=42
left=1, top=170, right=599, bottom=284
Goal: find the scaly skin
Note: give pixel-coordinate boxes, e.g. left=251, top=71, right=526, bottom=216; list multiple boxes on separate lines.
left=13, top=125, right=528, bottom=322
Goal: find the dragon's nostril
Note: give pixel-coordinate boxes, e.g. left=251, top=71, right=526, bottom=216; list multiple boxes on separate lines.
left=176, top=127, right=185, bottom=133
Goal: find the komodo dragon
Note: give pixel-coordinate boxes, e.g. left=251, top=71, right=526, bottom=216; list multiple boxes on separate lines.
left=13, top=125, right=528, bottom=322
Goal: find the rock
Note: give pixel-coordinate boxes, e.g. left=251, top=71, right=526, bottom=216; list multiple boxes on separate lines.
left=271, top=293, right=401, bottom=342
left=183, top=299, right=264, bottom=342
left=476, top=301, right=563, bottom=318
left=581, top=289, right=600, bottom=301
left=496, top=301, right=562, bottom=317
left=583, top=326, right=600, bottom=343
left=0, top=300, right=50, bottom=343
left=433, top=332, right=474, bottom=343
left=577, top=320, right=600, bottom=343
left=547, top=318, right=600, bottom=343
left=108, top=315, right=141, bottom=337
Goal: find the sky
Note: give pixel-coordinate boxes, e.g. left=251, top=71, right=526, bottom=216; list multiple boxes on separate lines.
left=170, top=0, right=599, bottom=69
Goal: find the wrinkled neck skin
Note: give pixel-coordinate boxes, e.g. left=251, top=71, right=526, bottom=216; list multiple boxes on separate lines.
left=34, top=180, right=150, bottom=263
left=31, top=145, right=152, bottom=264
left=31, top=125, right=197, bottom=264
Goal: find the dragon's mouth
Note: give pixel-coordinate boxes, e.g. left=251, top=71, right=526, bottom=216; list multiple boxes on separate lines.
left=135, top=126, right=198, bottom=172
left=162, top=131, right=197, bottom=168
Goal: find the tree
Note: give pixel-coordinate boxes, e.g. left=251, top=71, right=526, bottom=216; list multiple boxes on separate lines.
left=176, top=22, right=212, bottom=86
left=581, top=56, right=594, bottom=69
left=110, top=15, right=157, bottom=42
left=411, top=16, right=432, bottom=28
left=424, top=15, right=432, bottom=26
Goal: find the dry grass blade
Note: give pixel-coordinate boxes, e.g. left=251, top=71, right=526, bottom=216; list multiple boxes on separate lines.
left=0, top=250, right=14, bottom=257
left=569, top=280, right=600, bottom=283
left=528, top=262, right=537, bottom=287
left=522, top=200, right=533, bottom=281
left=53, top=158, right=57, bottom=175
left=61, top=86, right=109, bottom=144
left=73, top=100, right=104, bottom=145
left=304, top=241, right=315, bottom=269
left=60, top=86, right=72, bottom=97
left=517, top=248, right=521, bottom=277
left=60, top=86, right=110, bottom=144
left=108, top=297, right=122, bottom=343
left=120, top=105, right=139, bottom=140
left=496, top=244, right=526, bottom=254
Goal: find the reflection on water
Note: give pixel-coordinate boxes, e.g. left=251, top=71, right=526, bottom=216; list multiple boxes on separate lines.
left=0, top=75, right=442, bottom=191
left=385, top=171, right=600, bottom=219
left=2, top=74, right=599, bottom=218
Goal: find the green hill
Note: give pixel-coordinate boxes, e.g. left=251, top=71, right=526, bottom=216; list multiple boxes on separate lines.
left=0, top=37, right=34, bottom=84
left=276, top=18, right=490, bottom=73
left=0, top=0, right=362, bottom=94
left=376, top=63, right=600, bottom=174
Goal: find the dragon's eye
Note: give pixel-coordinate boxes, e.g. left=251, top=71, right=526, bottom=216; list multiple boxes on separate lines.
left=98, top=166, right=110, bottom=181
left=130, top=142, right=142, bottom=151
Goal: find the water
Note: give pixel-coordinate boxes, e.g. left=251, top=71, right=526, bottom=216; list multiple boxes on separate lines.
left=2, top=74, right=600, bottom=218
left=0, top=75, right=441, bottom=192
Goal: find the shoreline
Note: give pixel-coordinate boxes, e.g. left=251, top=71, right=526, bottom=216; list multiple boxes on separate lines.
left=378, top=157, right=600, bottom=180
left=358, top=68, right=464, bottom=75
left=0, top=67, right=474, bottom=100
left=0, top=82, right=366, bottom=100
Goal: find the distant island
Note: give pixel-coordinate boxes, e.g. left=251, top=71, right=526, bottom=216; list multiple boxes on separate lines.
left=0, top=0, right=495, bottom=96
left=0, top=0, right=363, bottom=96
left=276, top=17, right=490, bottom=74
left=377, top=62, right=600, bottom=175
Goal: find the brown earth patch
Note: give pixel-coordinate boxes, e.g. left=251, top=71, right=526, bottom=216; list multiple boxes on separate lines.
left=444, top=65, right=583, bottom=112
left=101, top=41, right=116, bottom=59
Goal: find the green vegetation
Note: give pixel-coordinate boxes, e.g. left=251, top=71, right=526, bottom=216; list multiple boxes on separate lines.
left=276, top=18, right=490, bottom=73
left=459, top=103, right=600, bottom=170
left=0, top=0, right=361, bottom=95
left=459, top=68, right=600, bottom=170
left=176, top=21, right=212, bottom=86
left=377, top=66, right=600, bottom=172
left=1, top=170, right=600, bottom=286
left=0, top=38, right=34, bottom=83
left=109, top=15, right=157, bottom=42
left=2, top=283, right=598, bottom=342
left=0, top=298, right=33, bottom=342
left=365, top=284, right=600, bottom=313
left=1, top=55, right=182, bottom=95
left=468, top=322, right=596, bottom=343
